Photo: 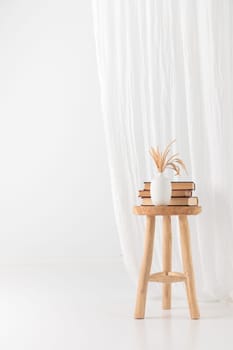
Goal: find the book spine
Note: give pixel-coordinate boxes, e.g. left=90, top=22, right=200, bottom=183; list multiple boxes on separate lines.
left=144, top=182, right=195, bottom=191
left=138, top=190, right=192, bottom=198
left=141, top=197, right=198, bottom=206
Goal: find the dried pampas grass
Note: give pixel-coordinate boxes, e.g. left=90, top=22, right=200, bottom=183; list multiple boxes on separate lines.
left=150, top=140, right=187, bottom=175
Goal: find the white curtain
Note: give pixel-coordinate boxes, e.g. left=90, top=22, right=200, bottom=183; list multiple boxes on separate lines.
left=92, top=0, right=233, bottom=301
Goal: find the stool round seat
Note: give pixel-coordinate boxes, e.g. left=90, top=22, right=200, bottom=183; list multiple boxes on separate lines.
left=133, top=205, right=202, bottom=216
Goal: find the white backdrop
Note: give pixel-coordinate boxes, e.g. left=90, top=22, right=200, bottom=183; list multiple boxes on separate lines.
left=0, top=0, right=120, bottom=263
left=93, top=0, right=233, bottom=300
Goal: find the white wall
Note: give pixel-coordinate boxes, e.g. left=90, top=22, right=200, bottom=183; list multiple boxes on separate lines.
left=0, top=0, right=120, bottom=262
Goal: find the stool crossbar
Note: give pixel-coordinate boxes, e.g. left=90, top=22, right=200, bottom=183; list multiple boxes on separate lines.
left=133, top=205, right=201, bottom=320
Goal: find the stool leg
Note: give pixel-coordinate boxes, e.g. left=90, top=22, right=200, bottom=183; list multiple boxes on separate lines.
left=179, top=215, right=200, bottom=319
left=162, top=215, right=172, bottom=309
left=134, top=215, right=155, bottom=319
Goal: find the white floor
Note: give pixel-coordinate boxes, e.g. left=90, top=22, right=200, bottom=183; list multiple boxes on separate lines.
left=0, top=259, right=232, bottom=350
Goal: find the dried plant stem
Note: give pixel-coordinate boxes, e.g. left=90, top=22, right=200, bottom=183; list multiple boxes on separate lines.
left=150, top=140, right=187, bottom=175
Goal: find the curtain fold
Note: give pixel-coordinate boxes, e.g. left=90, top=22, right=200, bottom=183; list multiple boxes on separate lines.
left=92, top=0, right=233, bottom=301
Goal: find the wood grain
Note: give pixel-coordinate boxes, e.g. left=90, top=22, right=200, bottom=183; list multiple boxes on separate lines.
left=149, top=272, right=186, bottom=283
left=162, top=216, right=172, bottom=309
left=179, top=215, right=200, bottom=319
left=133, top=206, right=202, bottom=216
left=134, top=216, right=155, bottom=319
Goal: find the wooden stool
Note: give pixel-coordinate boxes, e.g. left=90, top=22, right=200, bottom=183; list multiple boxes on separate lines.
left=133, top=205, right=202, bottom=320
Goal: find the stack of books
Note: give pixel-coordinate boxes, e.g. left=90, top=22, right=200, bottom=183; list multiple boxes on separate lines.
left=139, top=181, right=198, bottom=206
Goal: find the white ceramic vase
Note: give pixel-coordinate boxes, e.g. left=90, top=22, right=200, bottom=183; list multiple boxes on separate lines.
left=150, top=173, right=171, bottom=205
